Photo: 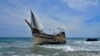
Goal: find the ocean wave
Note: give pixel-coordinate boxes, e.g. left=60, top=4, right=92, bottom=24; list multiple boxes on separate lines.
left=0, top=45, right=100, bottom=56
left=72, top=40, right=100, bottom=44
left=40, top=44, right=100, bottom=52
left=1, top=52, right=100, bottom=56
left=0, top=41, right=34, bottom=49
left=12, top=54, right=44, bottom=56
left=0, top=45, right=33, bottom=50
left=40, top=45, right=74, bottom=51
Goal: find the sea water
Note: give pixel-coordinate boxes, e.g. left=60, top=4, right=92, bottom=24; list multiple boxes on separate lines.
left=0, top=37, right=100, bottom=56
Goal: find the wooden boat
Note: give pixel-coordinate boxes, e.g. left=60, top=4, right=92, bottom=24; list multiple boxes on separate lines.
left=25, top=10, right=66, bottom=45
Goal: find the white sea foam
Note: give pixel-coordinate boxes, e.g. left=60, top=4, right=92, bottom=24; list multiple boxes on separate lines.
left=10, top=54, right=44, bottom=56
left=40, top=40, right=100, bottom=52
left=70, top=40, right=100, bottom=51
left=41, top=45, right=74, bottom=51
left=0, top=53, right=2, bottom=56
left=12, top=55, right=19, bottom=56
left=74, top=40, right=100, bottom=45
left=8, top=52, right=15, bottom=54
left=83, top=41, right=100, bottom=45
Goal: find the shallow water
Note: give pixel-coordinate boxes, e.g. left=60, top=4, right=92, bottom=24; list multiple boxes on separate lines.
left=0, top=37, right=100, bottom=56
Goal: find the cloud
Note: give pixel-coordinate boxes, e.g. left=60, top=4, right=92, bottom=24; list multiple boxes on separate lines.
left=0, top=0, right=32, bottom=37
left=35, top=3, right=100, bottom=37
left=0, top=0, right=100, bottom=37
left=62, top=0, right=99, bottom=11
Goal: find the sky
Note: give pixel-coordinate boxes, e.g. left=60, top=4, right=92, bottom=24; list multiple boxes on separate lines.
left=0, top=0, right=100, bottom=37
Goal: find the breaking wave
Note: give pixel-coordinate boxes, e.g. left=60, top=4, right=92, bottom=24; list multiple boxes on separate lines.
left=0, top=37, right=100, bottom=56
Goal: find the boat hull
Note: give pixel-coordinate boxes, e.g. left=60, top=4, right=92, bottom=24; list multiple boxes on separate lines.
left=33, top=33, right=66, bottom=45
